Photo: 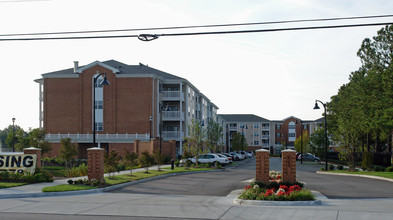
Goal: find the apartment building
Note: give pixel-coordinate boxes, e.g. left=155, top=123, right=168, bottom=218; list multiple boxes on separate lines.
left=35, top=60, right=218, bottom=158
left=218, top=114, right=323, bottom=153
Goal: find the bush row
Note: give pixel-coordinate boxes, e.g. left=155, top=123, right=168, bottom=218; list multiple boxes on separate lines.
left=0, top=169, right=53, bottom=183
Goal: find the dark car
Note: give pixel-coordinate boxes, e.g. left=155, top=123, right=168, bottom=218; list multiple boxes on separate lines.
left=298, top=153, right=320, bottom=162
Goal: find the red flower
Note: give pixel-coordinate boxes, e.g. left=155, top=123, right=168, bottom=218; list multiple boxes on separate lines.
left=244, top=185, right=252, bottom=190
left=265, top=189, right=274, bottom=197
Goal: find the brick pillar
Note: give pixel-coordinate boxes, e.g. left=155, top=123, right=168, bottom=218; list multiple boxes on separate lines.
left=255, top=149, right=269, bottom=184
left=134, top=140, right=140, bottom=154
left=87, top=147, right=104, bottom=181
left=24, top=147, right=41, bottom=169
left=282, top=149, right=296, bottom=183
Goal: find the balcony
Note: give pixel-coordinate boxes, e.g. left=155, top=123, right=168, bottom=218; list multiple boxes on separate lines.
left=162, top=91, right=184, bottom=101
left=45, top=133, right=150, bottom=143
left=262, top=126, right=270, bottom=131
left=261, top=135, right=270, bottom=139
left=162, top=111, right=184, bottom=121
left=162, top=131, right=183, bottom=141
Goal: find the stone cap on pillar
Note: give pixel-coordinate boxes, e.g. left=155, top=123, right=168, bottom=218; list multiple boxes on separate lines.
left=87, top=147, right=104, bottom=151
left=24, top=147, right=41, bottom=151
left=255, top=149, right=269, bottom=153
left=281, top=149, right=296, bottom=153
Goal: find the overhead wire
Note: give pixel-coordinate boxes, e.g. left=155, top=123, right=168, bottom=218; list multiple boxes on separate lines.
left=0, top=14, right=392, bottom=37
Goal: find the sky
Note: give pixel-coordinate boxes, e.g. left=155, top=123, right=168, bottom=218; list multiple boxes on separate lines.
left=0, top=0, right=392, bottom=130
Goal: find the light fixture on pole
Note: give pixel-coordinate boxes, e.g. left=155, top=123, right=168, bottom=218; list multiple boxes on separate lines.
left=240, top=124, right=247, bottom=151
left=296, top=119, right=303, bottom=164
left=12, top=117, right=15, bottom=152
left=313, top=100, right=328, bottom=171
left=92, top=73, right=110, bottom=149
left=149, top=116, right=153, bottom=141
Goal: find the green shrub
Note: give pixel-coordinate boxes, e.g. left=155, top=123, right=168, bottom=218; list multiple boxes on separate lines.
left=65, top=164, right=88, bottom=177
left=337, top=165, right=344, bottom=170
left=175, top=160, right=180, bottom=167
left=374, top=165, right=385, bottom=171
left=362, top=152, right=374, bottom=171
left=67, top=180, right=74, bottom=185
left=320, top=167, right=325, bottom=171
left=386, top=166, right=393, bottom=172
left=329, top=164, right=335, bottom=171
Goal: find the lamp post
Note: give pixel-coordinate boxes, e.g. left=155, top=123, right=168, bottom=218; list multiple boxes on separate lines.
left=296, top=119, right=303, bottom=164
left=314, top=100, right=328, bottom=171
left=240, top=124, right=247, bottom=151
left=12, top=117, right=15, bottom=152
left=92, top=73, right=110, bottom=149
left=149, top=116, right=153, bottom=141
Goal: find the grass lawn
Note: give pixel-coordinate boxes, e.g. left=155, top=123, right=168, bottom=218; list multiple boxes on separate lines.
left=329, top=170, right=393, bottom=179
left=42, top=166, right=215, bottom=192
left=0, top=182, right=27, bottom=189
left=42, top=184, right=95, bottom=192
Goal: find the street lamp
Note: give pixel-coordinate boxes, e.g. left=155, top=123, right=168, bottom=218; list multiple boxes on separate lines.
left=149, top=116, right=153, bottom=141
left=240, top=124, right=247, bottom=151
left=296, top=119, right=303, bottom=164
left=314, top=100, right=328, bottom=171
left=12, top=117, right=15, bottom=152
left=92, top=73, right=110, bottom=149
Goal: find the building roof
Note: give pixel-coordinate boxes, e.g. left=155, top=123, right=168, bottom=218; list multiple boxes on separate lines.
left=218, top=114, right=270, bottom=123
left=42, top=60, right=185, bottom=81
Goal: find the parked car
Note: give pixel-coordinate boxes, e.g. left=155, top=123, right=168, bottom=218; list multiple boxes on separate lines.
left=298, top=153, right=320, bottom=162
left=181, top=153, right=229, bottom=166
left=246, top=151, right=254, bottom=158
left=218, top=153, right=233, bottom=163
left=234, top=152, right=245, bottom=160
left=229, top=152, right=240, bottom=161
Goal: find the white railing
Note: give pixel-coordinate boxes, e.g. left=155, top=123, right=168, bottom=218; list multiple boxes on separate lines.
left=162, top=111, right=184, bottom=120
left=261, top=135, right=270, bottom=139
left=45, top=133, right=150, bottom=143
left=262, top=126, right=270, bottom=130
left=162, top=131, right=183, bottom=140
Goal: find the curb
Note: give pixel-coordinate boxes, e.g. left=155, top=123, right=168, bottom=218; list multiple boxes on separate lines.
left=0, top=169, right=227, bottom=199
left=316, top=171, right=393, bottom=183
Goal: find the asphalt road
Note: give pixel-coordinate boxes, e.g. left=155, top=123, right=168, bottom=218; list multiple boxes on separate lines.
left=110, top=159, right=255, bottom=196
left=111, top=157, right=393, bottom=199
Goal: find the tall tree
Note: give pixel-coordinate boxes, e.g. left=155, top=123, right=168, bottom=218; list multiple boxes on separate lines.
left=230, top=132, right=247, bottom=151
left=60, top=138, right=78, bottom=170
left=29, top=128, right=51, bottom=168
left=206, top=121, right=223, bottom=153
left=183, top=119, right=207, bottom=167
left=294, top=130, right=310, bottom=154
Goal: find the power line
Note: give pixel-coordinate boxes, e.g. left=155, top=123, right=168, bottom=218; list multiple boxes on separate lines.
left=0, top=22, right=391, bottom=42
left=0, top=14, right=393, bottom=37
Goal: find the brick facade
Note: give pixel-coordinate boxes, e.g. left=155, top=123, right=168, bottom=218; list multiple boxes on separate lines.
left=23, top=147, right=42, bottom=169
left=281, top=149, right=296, bottom=183
left=87, top=148, right=104, bottom=181
left=255, top=149, right=269, bottom=184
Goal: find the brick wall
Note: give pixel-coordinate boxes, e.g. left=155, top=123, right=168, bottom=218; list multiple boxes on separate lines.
left=255, top=149, right=269, bottom=184
left=282, top=149, right=296, bottom=183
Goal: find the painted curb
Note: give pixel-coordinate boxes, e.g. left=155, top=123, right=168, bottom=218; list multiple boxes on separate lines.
left=233, top=198, right=322, bottom=206
left=316, top=171, right=393, bottom=183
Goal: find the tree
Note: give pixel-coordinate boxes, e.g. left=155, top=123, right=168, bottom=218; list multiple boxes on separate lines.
left=294, top=130, right=310, bottom=154
left=152, top=151, right=165, bottom=171
left=104, top=150, right=121, bottom=178
left=59, top=138, right=78, bottom=170
left=123, top=149, right=138, bottom=175
left=5, top=127, right=29, bottom=152
left=309, top=126, right=326, bottom=157
left=231, top=132, right=247, bottom=151
left=183, top=119, right=207, bottom=167
left=138, top=151, right=154, bottom=173
left=29, top=128, right=51, bottom=168
left=206, top=121, right=223, bottom=153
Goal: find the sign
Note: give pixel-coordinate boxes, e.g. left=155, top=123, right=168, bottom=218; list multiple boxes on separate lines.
left=0, top=154, right=37, bottom=174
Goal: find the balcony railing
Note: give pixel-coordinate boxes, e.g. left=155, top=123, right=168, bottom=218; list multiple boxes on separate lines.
left=162, top=91, right=184, bottom=101
left=162, top=111, right=184, bottom=121
left=162, top=131, right=183, bottom=141
left=262, top=126, right=270, bottom=130
left=261, top=135, right=270, bottom=139
left=45, top=133, right=150, bottom=143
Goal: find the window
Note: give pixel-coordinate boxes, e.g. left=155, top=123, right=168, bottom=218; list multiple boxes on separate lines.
left=275, top=140, right=281, bottom=145
left=289, top=125, right=296, bottom=129
left=289, top=133, right=295, bottom=137
left=276, top=132, right=280, bottom=138
left=253, top=123, right=259, bottom=128
left=95, top=122, right=103, bottom=131
left=95, top=101, right=103, bottom=109
left=254, top=141, right=259, bottom=145
left=276, top=125, right=281, bottom=129
left=253, top=132, right=259, bottom=137
left=94, top=78, right=103, bottom=88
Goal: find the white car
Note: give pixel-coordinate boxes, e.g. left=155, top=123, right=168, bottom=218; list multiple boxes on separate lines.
left=189, top=154, right=229, bottom=166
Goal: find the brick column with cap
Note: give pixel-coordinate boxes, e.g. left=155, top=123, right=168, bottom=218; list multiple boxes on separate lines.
left=87, top=147, right=104, bottom=181
left=23, top=147, right=41, bottom=169
left=282, top=149, right=296, bottom=183
left=255, top=149, right=269, bottom=184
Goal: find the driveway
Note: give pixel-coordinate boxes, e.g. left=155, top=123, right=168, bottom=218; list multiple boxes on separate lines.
left=110, top=157, right=393, bottom=199
left=110, top=159, right=255, bottom=196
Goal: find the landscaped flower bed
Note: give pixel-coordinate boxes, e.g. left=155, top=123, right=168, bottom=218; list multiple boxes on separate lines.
left=239, top=171, right=314, bottom=201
